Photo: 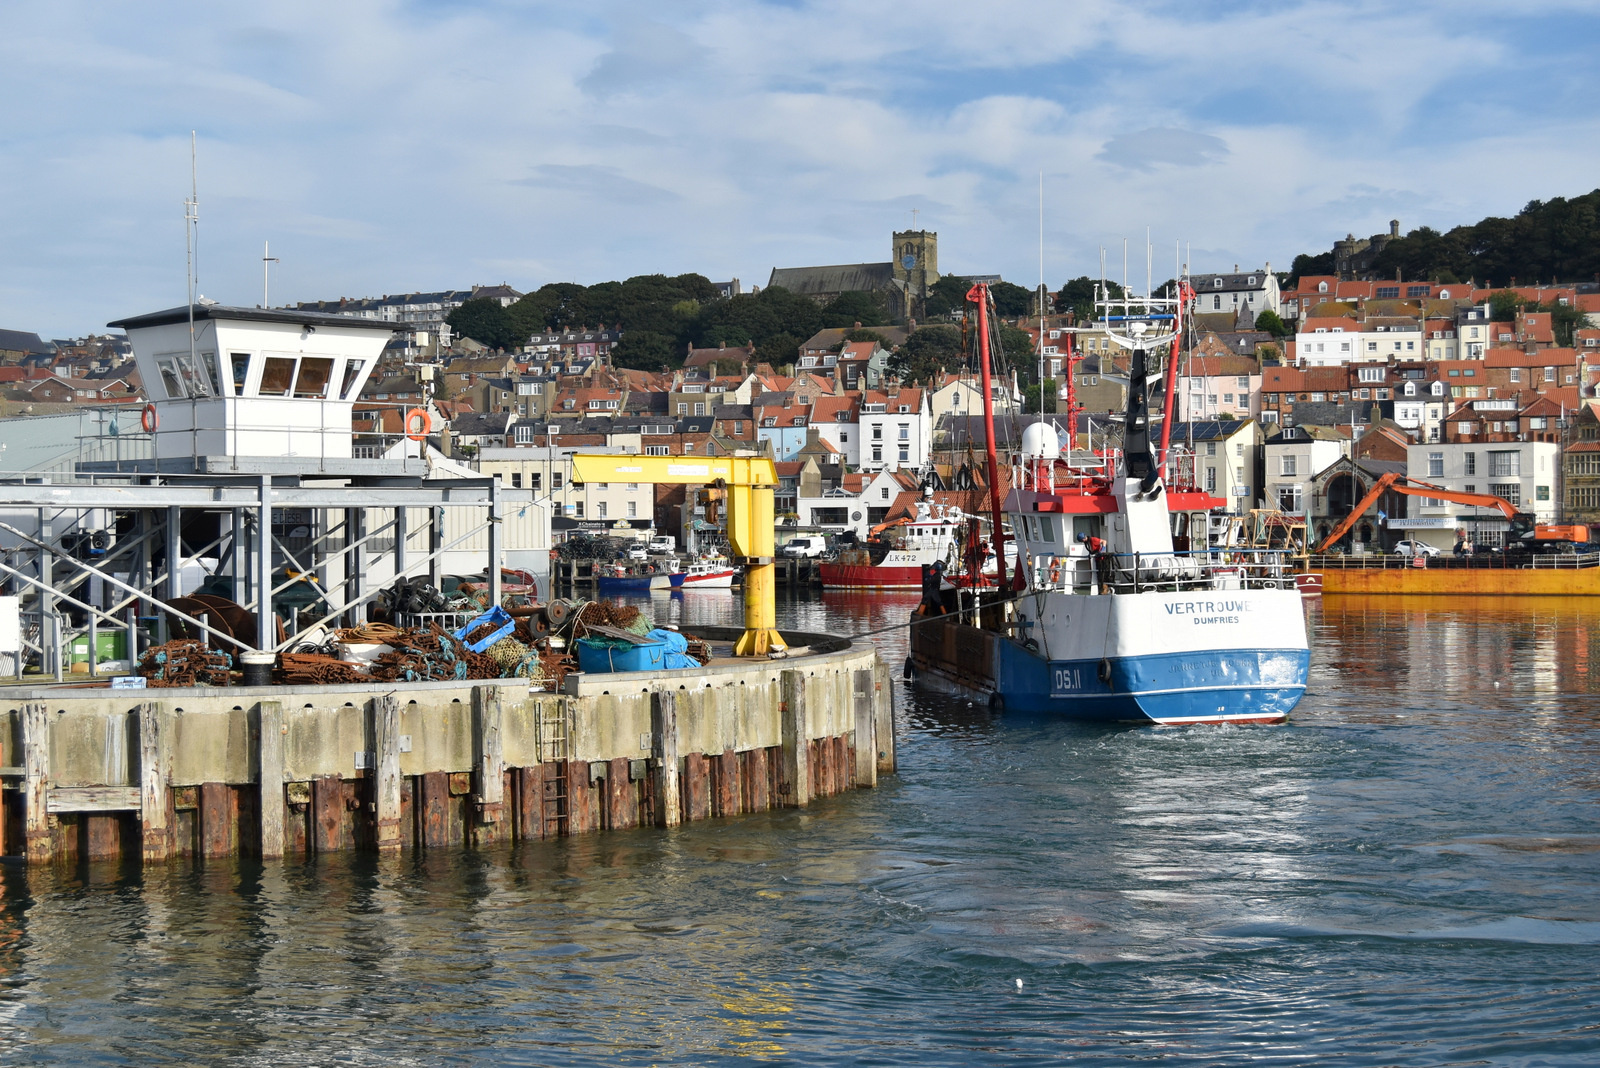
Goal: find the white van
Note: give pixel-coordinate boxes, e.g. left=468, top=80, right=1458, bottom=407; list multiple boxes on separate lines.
left=782, top=535, right=827, bottom=558
left=648, top=535, right=676, bottom=554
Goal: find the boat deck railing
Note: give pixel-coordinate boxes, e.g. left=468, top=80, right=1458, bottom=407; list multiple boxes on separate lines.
left=1306, top=551, right=1600, bottom=571
left=1031, top=550, right=1296, bottom=595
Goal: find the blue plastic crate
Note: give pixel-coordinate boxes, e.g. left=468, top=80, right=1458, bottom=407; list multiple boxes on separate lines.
left=453, top=605, right=515, bottom=653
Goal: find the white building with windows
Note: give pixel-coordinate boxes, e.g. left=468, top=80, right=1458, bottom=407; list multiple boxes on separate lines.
left=1294, top=317, right=1361, bottom=367
left=1352, top=317, right=1423, bottom=363
left=1457, top=305, right=1493, bottom=360
left=1390, top=376, right=1450, bottom=441
left=810, top=395, right=859, bottom=468
left=1405, top=441, right=1560, bottom=542
left=1192, top=268, right=1282, bottom=318
left=857, top=387, right=929, bottom=472
left=476, top=446, right=655, bottom=535
left=1263, top=425, right=1348, bottom=517
left=930, top=373, right=1019, bottom=421
left=1177, top=419, right=1262, bottom=514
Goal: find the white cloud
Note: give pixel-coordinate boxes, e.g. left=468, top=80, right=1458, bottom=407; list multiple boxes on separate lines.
left=0, top=0, right=1595, bottom=334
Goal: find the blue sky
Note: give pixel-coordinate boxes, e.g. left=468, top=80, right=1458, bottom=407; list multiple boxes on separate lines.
left=3, top=0, right=1598, bottom=337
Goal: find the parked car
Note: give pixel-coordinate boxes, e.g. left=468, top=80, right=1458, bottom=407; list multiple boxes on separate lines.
left=782, top=535, right=827, bottom=558
left=648, top=535, right=675, bottom=554
left=626, top=543, right=649, bottom=562
left=1393, top=540, right=1441, bottom=558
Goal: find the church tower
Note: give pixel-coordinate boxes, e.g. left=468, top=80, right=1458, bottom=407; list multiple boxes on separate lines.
left=890, top=230, right=938, bottom=320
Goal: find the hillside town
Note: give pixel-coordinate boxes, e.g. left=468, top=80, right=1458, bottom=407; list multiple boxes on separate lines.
left=6, top=223, right=1600, bottom=555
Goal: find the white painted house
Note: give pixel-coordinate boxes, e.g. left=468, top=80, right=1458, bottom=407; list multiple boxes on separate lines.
left=857, top=387, right=930, bottom=472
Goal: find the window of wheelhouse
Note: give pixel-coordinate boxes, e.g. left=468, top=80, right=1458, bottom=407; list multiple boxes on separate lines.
left=155, top=351, right=216, bottom=398
left=259, top=357, right=296, bottom=396
left=294, top=357, right=334, bottom=398
left=229, top=353, right=252, bottom=396
left=340, top=360, right=366, bottom=399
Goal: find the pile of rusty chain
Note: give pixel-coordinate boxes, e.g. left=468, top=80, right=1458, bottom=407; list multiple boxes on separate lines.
left=684, top=637, right=713, bottom=666
left=572, top=600, right=642, bottom=637
left=365, top=624, right=503, bottom=683
left=139, top=640, right=234, bottom=687
left=278, top=652, right=367, bottom=686
left=538, top=644, right=572, bottom=689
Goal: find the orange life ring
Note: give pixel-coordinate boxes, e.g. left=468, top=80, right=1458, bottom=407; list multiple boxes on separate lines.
left=404, top=408, right=431, bottom=441
left=1048, top=561, right=1061, bottom=584
left=141, top=404, right=158, bottom=433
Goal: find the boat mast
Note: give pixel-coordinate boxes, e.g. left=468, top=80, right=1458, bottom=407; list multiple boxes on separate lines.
left=1157, top=267, right=1186, bottom=482
left=966, top=282, right=1008, bottom=587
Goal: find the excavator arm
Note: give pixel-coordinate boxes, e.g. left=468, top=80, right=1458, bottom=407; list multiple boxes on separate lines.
left=1313, top=473, right=1525, bottom=553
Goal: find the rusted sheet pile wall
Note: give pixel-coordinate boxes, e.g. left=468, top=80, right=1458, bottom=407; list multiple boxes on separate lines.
left=0, top=646, right=895, bottom=866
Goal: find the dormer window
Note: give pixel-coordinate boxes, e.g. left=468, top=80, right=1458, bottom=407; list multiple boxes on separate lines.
left=1213, top=278, right=1223, bottom=288
left=1318, top=282, right=1329, bottom=293
left=1247, top=276, right=1256, bottom=285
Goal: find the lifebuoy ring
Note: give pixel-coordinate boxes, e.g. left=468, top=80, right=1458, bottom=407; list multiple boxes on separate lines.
left=141, top=404, right=158, bottom=433
left=404, top=408, right=431, bottom=441
left=1048, top=561, right=1061, bottom=585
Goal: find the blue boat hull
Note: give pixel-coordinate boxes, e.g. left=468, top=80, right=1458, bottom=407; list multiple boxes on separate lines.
left=595, top=574, right=670, bottom=595
left=910, top=617, right=1308, bottom=725
left=990, top=639, right=1308, bottom=723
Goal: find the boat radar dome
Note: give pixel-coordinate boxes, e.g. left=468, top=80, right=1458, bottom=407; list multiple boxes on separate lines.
left=1020, top=422, right=1061, bottom=460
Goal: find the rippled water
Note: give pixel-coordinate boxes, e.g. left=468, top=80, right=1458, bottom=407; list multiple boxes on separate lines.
left=3, top=591, right=1599, bottom=1065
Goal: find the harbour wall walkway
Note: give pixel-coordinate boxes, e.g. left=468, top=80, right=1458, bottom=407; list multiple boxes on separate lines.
left=0, top=628, right=893, bottom=865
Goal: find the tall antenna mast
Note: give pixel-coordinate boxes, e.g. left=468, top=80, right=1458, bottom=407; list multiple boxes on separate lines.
left=185, top=131, right=198, bottom=367
left=1037, top=172, right=1045, bottom=410
left=263, top=240, right=280, bottom=308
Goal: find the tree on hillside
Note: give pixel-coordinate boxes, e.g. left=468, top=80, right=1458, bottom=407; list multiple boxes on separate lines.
left=1291, top=188, right=1600, bottom=287
left=446, top=298, right=517, bottom=350
left=693, top=286, right=823, bottom=351
left=990, top=280, right=1034, bottom=318
left=1545, top=301, right=1586, bottom=347
left=924, top=275, right=972, bottom=318
left=819, top=290, right=887, bottom=329
left=1288, top=251, right=1336, bottom=284
left=1023, top=383, right=1058, bottom=414
left=890, top=325, right=962, bottom=385
left=1254, top=309, right=1291, bottom=337
left=1054, top=276, right=1125, bottom=319
left=841, top=328, right=892, bottom=348
left=1488, top=290, right=1522, bottom=324
left=995, top=325, right=1038, bottom=373
left=609, top=330, right=676, bottom=371
left=755, top=332, right=802, bottom=369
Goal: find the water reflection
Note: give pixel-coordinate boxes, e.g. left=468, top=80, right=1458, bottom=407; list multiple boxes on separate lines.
left=1, top=592, right=1598, bottom=1065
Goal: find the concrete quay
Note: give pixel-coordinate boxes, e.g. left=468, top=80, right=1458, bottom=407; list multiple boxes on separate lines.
left=0, top=627, right=894, bottom=866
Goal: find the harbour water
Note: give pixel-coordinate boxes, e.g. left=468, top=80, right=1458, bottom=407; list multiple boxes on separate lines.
left=2, top=592, right=1598, bottom=1065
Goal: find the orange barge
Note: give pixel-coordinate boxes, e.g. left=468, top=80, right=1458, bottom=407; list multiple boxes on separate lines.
left=1306, top=554, right=1600, bottom=595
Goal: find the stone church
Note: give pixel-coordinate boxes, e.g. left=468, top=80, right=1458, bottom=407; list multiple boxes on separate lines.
left=767, top=230, right=938, bottom=321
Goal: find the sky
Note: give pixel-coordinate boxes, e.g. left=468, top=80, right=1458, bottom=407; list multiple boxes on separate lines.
left=3, top=0, right=1598, bottom=338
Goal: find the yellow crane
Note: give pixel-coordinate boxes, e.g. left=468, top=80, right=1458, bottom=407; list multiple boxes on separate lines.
left=571, top=453, right=784, bottom=656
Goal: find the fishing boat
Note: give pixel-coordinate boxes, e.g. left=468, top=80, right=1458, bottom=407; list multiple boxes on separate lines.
left=817, top=502, right=965, bottom=589
left=669, top=556, right=737, bottom=589
left=594, top=563, right=672, bottom=595
left=908, top=280, right=1310, bottom=725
